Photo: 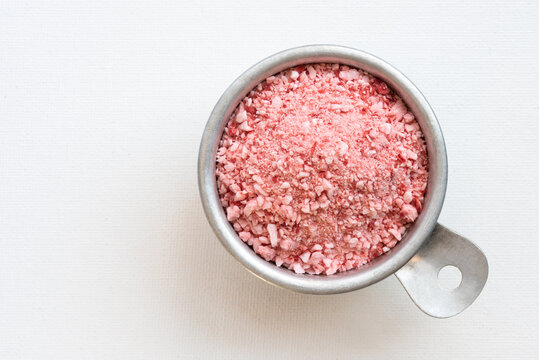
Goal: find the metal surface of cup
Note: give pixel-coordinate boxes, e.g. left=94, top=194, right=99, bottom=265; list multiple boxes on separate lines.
left=198, top=45, right=488, bottom=318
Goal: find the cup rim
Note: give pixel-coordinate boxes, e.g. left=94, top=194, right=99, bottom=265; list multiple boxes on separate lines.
left=198, top=44, right=447, bottom=294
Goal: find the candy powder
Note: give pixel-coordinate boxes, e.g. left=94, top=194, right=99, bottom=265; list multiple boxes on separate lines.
left=216, top=63, right=428, bottom=275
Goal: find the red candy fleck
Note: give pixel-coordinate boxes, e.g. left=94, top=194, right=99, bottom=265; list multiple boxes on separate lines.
left=373, top=78, right=389, bottom=95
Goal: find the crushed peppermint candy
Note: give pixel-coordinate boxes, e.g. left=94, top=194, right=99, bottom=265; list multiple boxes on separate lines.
left=216, top=63, right=428, bottom=275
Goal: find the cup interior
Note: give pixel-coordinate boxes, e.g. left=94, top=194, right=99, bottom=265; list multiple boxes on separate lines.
left=198, top=45, right=447, bottom=294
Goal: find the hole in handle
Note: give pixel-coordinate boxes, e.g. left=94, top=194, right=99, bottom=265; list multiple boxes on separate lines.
left=438, top=265, right=462, bottom=290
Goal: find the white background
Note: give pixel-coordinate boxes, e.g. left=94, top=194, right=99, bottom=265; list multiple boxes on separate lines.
left=1, top=1, right=538, bottom=359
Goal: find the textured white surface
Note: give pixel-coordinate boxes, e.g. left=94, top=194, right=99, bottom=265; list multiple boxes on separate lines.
left=1, top=1, right=538, bottom=359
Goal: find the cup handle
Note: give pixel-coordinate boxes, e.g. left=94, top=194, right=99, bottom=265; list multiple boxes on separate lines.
left=394, top=224, right=489, bottom=318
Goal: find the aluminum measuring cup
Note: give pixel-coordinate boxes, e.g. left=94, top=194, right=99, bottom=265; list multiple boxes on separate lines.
left=198, top=45, right=488, bottom=318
